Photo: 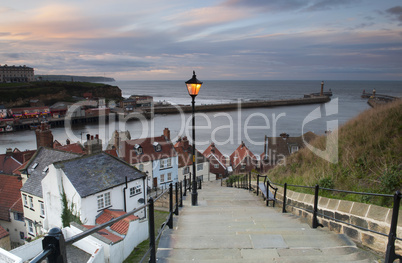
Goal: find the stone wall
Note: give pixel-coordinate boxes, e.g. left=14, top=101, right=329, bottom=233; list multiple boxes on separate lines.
left=273, top=186, right=402, bottom=254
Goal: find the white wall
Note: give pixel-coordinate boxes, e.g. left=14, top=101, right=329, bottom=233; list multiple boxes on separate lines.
left=42, top=165, right=65, bottom=231
left=44, top=165, right=146, bottom=228
left=10, top=237, right=43, bottom=262
left=62, top=227, right=104, bottom=263
left=0, top=247, right=23, bottom=263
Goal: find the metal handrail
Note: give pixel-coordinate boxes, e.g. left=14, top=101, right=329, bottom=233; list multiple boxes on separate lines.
left=29, top=180, right=188, bottom=263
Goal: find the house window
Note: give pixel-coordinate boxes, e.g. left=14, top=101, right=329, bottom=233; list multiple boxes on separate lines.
left=167, top=158, right=172, bottom=167
left=160, top=159, right=165, bottom=169
left=23, top=194, right=28, bottom=207
left=167, top=173, right=172, bottom=181
left=130, top=185, right=142, bottom=197
left=291, top=145, right=299, bottom=153
left=29, top=196, right=34, bottom=210
left=139, top=164, right=144, bottom=171
left=160, top=174, right=165, bottom=183
left=39, top=202, right=45, bottom=217
left=97, top=192, right=111, bottom=210
left=197, top=164, right=203, bottom=171
left=20, top=231, right=24, bottom=240
left=214, top=164, right=219, bottom=169
left=14, top=212, right=24, bottom=221
left=184, top=167, right=189, bottom=174
left=28, top=220, right=34, bottom=234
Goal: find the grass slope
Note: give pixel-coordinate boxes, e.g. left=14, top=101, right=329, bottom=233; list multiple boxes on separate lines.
left=267, top=99, right=401, bottom=206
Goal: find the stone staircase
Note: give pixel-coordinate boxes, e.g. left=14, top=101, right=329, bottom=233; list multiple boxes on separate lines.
left=156, top=181, right=380, bottom=262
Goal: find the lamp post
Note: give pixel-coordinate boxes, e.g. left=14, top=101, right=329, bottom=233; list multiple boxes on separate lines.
left=186, top=70, right=203, bottom=206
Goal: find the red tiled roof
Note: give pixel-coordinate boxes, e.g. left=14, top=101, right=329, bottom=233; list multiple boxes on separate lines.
left=203, top=143, right=228, bottom=168
left=0, top=155, right=21, bottom=174
left=122, top=135, right=177, bottom=164
left=55, top=143, right=85, bottom=154
left=96, top=209, right=138, bottom=235
left=82, top=225, right=123, bottom=243
left=104, top=149, right=118, bottom=157
left=0, top=174, right=22, bottom=221
left=12, top=160, right=29, bottom=176
left=230, top=143, right=256, bottom=169
left=0, top=225, right=9, bottom=239
left=7, top=150, right=36, bottom=164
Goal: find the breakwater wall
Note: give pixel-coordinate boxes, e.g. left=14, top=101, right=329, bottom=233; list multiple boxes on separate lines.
left=149, top=96, right=330, bottom=114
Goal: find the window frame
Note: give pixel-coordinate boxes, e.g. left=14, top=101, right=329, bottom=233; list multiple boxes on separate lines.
left=97, top=192, right=112, bottom=210
left=160, top=174, right=165, bottom=183
left=29, top=196, right=34, bottom=210
left=39, top=201, right=45, bottom=217
left=197, top=163, right=203, bottom=171
left=167, top=172, right=172, bottom=181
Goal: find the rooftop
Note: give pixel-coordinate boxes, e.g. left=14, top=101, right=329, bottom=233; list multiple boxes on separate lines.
left=54, top=152, right=145, bottom=198
left=96, top=209, right=138, bottom=236
left=20, top=147, right=82, bottom=197
left=0, top=174, right=23, bottom=221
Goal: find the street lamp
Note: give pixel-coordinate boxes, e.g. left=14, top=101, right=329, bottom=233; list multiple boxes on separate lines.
left=186, top=70, right=203, bottom=206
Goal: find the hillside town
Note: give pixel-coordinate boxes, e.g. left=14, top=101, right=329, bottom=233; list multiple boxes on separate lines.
left=0, top=117, right=316, bottom=260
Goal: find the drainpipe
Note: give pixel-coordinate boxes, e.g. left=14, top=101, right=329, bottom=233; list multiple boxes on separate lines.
left=123, top=176, right=128, bottom=212
left=143, top=176, right=147, bottom=219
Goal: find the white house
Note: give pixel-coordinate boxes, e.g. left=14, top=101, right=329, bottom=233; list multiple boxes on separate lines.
left=174, top=136, right=210, bottom=182
left=42, top=152, right=147, bottom=229
left=19, top=147, right=82, bottom=238
left=120, top=128, right=179, bottom=190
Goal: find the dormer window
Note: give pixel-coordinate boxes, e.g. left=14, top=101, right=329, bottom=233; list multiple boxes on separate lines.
left=42, top=166, right=49, bottom=175
left=32, top=163, right=38, bottom=169
left=153, top=142, right=162, bottom=152
left=134, top=144, right=143, bottom=154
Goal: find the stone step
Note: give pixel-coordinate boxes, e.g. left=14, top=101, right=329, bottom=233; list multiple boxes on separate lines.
left=157, top=181, right=380, bottom=262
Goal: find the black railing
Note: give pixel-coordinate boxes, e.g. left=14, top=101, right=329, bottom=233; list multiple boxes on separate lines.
left=30, top=181, right=186, bottom=263
left=274, top=181, right=401, bottom=263
left=224, top=173, right=402, bottom=263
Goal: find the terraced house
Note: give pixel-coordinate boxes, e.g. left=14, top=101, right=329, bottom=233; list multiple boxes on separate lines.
left=19, top=147, right=81, bottom=238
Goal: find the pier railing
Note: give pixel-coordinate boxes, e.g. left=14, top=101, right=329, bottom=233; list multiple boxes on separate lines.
left=226, top=174, right=401, bottom=263
left=30, top=181, right=185, bottom=263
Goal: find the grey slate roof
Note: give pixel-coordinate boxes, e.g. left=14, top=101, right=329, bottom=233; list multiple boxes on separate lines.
left=20, top=147, right=82, bottom=197
left=54, top=152, right=146, bottom=198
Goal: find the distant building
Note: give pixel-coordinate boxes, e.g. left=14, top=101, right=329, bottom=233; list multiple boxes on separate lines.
left=230, top=142, right=258, bottom=174
left=203, top=143, right=230, bottom=179
left=128, top=95, right=153, bottom=108
left=0, top=65, right=34, bottom=82
left=0, top=105, right=7, bottom=119
left=0, top=174, right=26, bottom=246
left=174, top=136, right=210, bottom=182
left=120, top=128, right=178, bottom=189
left=10, top=106, right=50, bottom=119
left=260, top=132, right=318, bottom=173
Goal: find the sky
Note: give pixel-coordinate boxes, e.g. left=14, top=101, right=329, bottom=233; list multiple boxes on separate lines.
left=1, top=0, right=402, bottom=81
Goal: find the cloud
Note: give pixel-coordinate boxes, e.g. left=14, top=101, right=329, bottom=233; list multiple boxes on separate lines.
left=223, top=0, right=306, bottom=12
left=304, top=0, right=360, bottom=12
left=386, top=6, right=402, bottom=23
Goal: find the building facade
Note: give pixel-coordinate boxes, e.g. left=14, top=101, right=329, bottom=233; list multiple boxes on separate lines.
left=0, top=65, right=34, bottom=82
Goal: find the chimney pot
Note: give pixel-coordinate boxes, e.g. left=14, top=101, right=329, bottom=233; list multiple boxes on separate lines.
left=91, top=135, right=94, bottom=140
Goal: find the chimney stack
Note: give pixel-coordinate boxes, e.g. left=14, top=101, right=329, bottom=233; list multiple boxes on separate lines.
left=35, top=122, right=53, bottom=149
left=182, top=136, right=189, bottom=149
left=163, top=128, right=170, bottom=141
left=84, top=134, right=102, bottom=154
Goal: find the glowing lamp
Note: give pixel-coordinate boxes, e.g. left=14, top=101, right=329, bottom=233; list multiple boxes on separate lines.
left=185, top=71, right=203, bottom=97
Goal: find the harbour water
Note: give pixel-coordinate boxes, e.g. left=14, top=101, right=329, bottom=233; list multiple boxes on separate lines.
left=0, top=80, right=400, bottom=155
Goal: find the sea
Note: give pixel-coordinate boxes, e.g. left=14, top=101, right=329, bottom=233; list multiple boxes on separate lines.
left=0, top=80, right=401, bottom=156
